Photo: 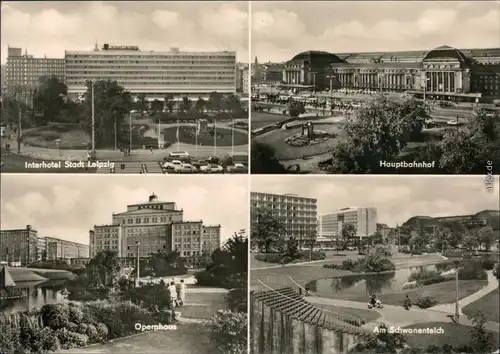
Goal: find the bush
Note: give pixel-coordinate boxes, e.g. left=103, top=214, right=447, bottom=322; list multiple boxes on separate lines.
left=419, top=275, right=452, bottom=286
left=481, top=259, right=495, bottom=270
left=323, top=263, right=341, bottom=269
left=95, top=322, right=109, bottom=341
left=56, top=328, right=88, bottom=349
left=408, top=269, right=439, bottom=282
left=69, top=304, right=84, bottom=324
left=38, top=327, right=61, bottom=352
left=458, top=262, right=487, bottom=280
left=85, top=323, right=99, bottom=343
left=415, top=296, right=438, bottom=309
left=209, top=310, right=247, bottom=354
left=226, top=287, right=247, bottom=313
left=40, top=303, right=70, bottom=330
left=254, top=254, right=283, bottom=263
left=363, top=257, right=396, bottom=273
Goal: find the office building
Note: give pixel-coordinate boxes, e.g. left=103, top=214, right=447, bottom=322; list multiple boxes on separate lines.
left=5, top=46, right=65, bottom=101
left=65, top=44, right=237, bottom=100
left=0, top=225, right=39, bottom=265
left=90, top=193, right=221, bottom=265
left=282, top=46, right=500, bottom=101
left=236, top=63, right=249, bottom=93
left=320, top=207, right=377, bottom=240
left=251, top=192, right=318, bottom=247
left=43, top=237, right=89, bottom=261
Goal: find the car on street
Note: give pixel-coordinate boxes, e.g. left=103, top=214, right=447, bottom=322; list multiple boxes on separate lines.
left=176, top=163, right=197, bottom=173
left=226, top=163, right=247, bottom=174
left=446, top=120, right=459, bottom=125
left=162, top=160, right=183, bottom=170
left=199, top=163, right=224, bottom=173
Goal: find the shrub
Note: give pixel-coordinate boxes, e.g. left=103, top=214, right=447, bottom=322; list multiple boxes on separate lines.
left=254, top=254, right=283, bottom=263
left=226, top=287, right=247, bottom=313
left=77, top=323, right=89, bottom=335
left=419, top=275, right=452, bottom=286
left=40, top=303, right=70, bottom=330
left=408, top=269, right=439, bottom=282
left=85, top=323, right=99, bottom=343
left=481, top=259, right=495, bottom=270
left=66, top=322, right=78, bottom=331
left=38, top=327, right=61, bottom=352
left=415, top=296, right=438, bottom=309
left=69, top=304, right=84, bottom=324
left=209, top=310, right=248, bottom=354
left=323, top=263, right=341, bottom=269
left=363, top=256, right=395, bottom=273
left=458, top=262, right=487, bottom=280
left=402, top=281, right=420, bottom=290
left=95, top=322, right=109, bottom=341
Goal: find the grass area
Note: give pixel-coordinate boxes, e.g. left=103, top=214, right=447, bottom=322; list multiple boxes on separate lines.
left=0, top=153, right=98, bottom=173
left=313, top=303, right=381, bottom=323
left=254, top=123, right=341, bottom=160
left=463, top=288, right=500, bottom=323
left=181, top=292, right=228, bottom=319
left=403, top=322, right=500, bottom=349
left=251, top=111, right=287, bottom=130
left=348, top=280, right=488, bottom=306
left=162, top=126, right=248, bottom=147
left=59, top=322, right=217, bottom=353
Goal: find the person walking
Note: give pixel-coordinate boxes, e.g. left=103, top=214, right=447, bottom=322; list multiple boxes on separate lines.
left=169, top=281, right=178, bottom=308
left=178, top=279, right=186, bottom=306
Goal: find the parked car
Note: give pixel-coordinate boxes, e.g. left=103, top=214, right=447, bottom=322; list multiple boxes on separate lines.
left=226, top=163, right=247, bottom=174
left=177, top=163, right=197, bottom=173
left=199, top=163, right=224, bottom=173
left=162, top=160, right=183, bottom=170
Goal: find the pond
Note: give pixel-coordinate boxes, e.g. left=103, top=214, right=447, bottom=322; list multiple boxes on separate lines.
left=307, top=263, right=455, bottom=298
left=0, top=279, right=68, bottom=314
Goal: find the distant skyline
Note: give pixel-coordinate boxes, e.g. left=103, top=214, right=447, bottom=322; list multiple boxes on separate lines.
left=251, top=176, right=500, bottom=227
left=1, top=175, right=249, bottom=245
left=252, top=1, right=500, bottom=63
left=1, top=1, right=249, bottom=64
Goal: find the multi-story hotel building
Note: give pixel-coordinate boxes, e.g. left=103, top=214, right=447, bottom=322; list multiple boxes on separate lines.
left=319, top=207, right=378, bottom=240
left=0, top=225, right=39, bottom=265
left=251, top=192, right=318, bottom=248
left=65, top=44, right=237, bottom=101
left=43, top=237, right=89, bottom=261
left=90, top=193, right=221, bottom=265
left=5, top=46, right=65, bottom=102
left=282, top=46, right=500, bottom=102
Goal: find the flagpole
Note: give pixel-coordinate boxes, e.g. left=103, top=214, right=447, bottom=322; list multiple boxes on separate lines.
left=176, top=119, right=180, bottom=151
left=231, top=118, right=234, bottom=157
left=195, top=119, right=198, bottom=158
left=214, top=119, right=217, bottom=157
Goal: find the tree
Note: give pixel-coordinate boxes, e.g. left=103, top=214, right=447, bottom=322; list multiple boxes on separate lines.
left=330, top=96, right=429, bottom=173
left=288, top=99, right=306, bottom=118
left=151, top=99, right=163, bottom=114
left=82, top=80, right=133, bottom=149
left=33, top=75, right=68, bottom=124
left=208, top=92, right=223, bottom=115
left=180, top=97, right=191, bottom=113
left=41, top=250, right=47, bottom=262
left=341, top=223, right=357, bottom=250
left=225, top=94, right=245, bottom=118
left=468, top=311, right=494, bottom=353
left=87, top=250, right=121, bottom=288
left=251, top=141, right=287, bottom=174
left=478, top=226, right=495, bottom=251
left=438, top=110, right=500, bottom=173
left=251, top=207, right=286, bottom=252
left=282, top=237, right=299, bottom=260
left=195, top=97, right=206, bottom=115
left=164, top=94, right=175, bottom=114
left=137, top=94, right=147, bottom=116
left=462, top=233, right=480, bottom=251
left=371, top=231, right=384, bottom=246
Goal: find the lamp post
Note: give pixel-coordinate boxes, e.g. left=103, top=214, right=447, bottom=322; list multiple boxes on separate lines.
left=91, top=81, right=96, bottom=156
left=454, top=260, right=460, bottom=324
left=135, top=241, right=140, bottom=287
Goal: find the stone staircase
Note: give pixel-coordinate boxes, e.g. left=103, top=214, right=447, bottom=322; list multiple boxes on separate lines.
left=250, top=287, right=373, bottom=354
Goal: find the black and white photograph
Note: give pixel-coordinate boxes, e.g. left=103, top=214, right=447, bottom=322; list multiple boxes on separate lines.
left=0, top=1, right=250, bottom=174
left=250, top=1, right=500, bottom=175
left=250, top=175, right=500, bottom=353
left=0, top=175, right=248, bottom=354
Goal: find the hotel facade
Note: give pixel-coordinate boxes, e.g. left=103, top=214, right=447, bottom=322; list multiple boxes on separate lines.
left=319, top=207, right=378, bottom=240
left=89, top=194, right=221, bottom=266
left=281, top=45, right=500, bottom=102
left=251, top=192, right=318, bottom=248
left=65, top=44, right=237, bottom=100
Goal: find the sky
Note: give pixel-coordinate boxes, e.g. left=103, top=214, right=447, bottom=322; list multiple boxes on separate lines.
left=1, top=175, right=249, bottom=245
left=252, top=1, right=500, bottom=63
left=251, top=176, right=500, bottom=227
left=1, top=1, right=249, bottom=64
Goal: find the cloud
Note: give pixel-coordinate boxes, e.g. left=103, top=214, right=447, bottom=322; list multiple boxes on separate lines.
left=251, top=176, right=499, bottom=227
left=1, top=2, right=248, bottom=63
left=252, top=2, right=499, bottom=62
left=1, top=175, right=249, bottom=245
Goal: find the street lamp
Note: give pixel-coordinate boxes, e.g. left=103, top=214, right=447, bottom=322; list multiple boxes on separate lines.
left=135, top=241, right=140, bottom=287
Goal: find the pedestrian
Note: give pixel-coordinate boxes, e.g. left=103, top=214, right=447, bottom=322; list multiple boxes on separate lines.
left=178, top=279, right=186, bottom=306
left=169, top=281, right=178, bottom=308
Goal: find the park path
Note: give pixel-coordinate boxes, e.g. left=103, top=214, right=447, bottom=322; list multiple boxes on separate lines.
left=5, top=121, right=248, bottom=161
left=305, top=270, right=499, bottom=333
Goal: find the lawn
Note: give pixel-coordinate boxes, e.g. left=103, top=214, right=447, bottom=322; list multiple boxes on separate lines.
left=162, top=126, right=248, bottom=147
left=313, top=303, right=381, bottom=323
left=251, top=111, right=287, bottom=130
left=463, top=288, right=500, bottom=323
left=254, top=123, right=341, bottom=160
left=181, top=292, right=228, bottom=319
left=351, top=280, right=488, bottom=306
left=403, top=322, right=500, bottom=349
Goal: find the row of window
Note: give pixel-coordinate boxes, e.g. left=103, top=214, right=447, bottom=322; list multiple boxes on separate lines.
left=66, top=81, right=235, bottom=86
left=66, top=55, right=235, bottom=60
